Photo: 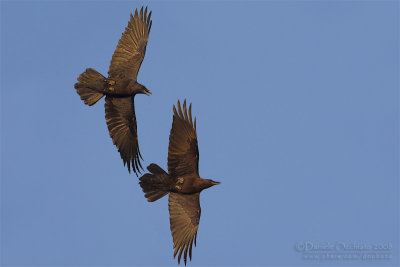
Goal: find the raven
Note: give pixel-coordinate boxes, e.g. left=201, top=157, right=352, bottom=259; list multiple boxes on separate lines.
left=139, top=100, right=220, bottom=265
left=74, top=7, right=152, bottom=175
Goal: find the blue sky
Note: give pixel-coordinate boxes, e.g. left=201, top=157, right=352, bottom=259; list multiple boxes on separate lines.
left=1, top=1, right=398, bottom=266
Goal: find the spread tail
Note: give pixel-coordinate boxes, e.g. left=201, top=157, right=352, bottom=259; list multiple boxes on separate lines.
left=139, top=164, right=172, bottom=202
left=74, top=68, right=105, bottom=106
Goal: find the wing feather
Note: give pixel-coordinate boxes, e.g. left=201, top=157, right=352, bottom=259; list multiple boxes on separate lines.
left=169, top=192, right=200, bottom=265
left=168, top=100, right=199, bottom=178
left=108, top=6, right=152, bottom=81
left=105, top=96, right=143, bottom=174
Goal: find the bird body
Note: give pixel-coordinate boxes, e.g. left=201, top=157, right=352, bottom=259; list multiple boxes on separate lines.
left=139, top=100, right=220, bottom=265
left=104, top=78, right=149, bottom=96
left=170, top=174, right=218, bottom=194
left=74, top=7, right=152, bottom=174
left=78, top=74, right=148, bottom=97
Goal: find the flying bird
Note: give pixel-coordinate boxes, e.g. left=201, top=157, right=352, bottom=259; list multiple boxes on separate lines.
left=74, top=7, right=152, bottom=175
left=139, top=100, right=220, bottom=265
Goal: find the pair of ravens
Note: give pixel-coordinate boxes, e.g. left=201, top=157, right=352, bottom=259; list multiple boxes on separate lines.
left=74, top=7, right=219, bottom=265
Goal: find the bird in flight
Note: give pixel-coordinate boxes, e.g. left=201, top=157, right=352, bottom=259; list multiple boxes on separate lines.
left=74, top=6, right=152, bottom=175
left=139, top=100, right=220, bottom=265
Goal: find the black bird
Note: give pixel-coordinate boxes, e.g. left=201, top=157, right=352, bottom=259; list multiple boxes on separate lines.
left=74, top=7, right=152, bottom=175
left=139, top=100, right=220, bottom=265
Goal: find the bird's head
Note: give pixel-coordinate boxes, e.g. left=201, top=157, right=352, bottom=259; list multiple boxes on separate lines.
left=209, top=179, right=221, bottom=186
left=136, top=84, right=152, bottom=96
left=200, top=179, right=221, bottom=191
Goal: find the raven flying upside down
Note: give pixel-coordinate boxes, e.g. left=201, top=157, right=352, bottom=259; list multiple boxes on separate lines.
left=74, top=7, right=152, bottom=175
left=139, top=100, right=220, bottom=265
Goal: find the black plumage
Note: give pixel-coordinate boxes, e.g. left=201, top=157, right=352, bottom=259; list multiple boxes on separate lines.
left=74, top=7, right=152, bottom=175
left=139, top=100, right=220, bottom=265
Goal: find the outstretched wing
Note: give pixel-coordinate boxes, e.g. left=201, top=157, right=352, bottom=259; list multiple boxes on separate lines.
left=168, top=100, right=199, bottom=178
left=169, top=192, right=201, bottom=265
left=108, top=6, right=152, bottom=81
left=105, top=96, right=143, bottom=174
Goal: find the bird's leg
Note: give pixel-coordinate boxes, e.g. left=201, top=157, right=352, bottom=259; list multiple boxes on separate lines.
left=105, top=79, right=116, bottom=92
left=174, top=177, right=184, bottom=191
left=175, top=185, right=182, bottom=190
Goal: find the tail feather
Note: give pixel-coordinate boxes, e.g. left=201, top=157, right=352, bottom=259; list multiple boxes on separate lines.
left=147, top=163, right=166, bottom=174
left=74, top=68, right=105, bottom=106
left=139, top=164, right=171, bottom=202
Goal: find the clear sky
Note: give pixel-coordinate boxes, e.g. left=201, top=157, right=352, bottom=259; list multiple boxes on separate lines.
left=1, top=1, right=398, bottom=266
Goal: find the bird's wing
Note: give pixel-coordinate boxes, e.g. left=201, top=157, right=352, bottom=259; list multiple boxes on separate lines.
left=169, top=192, right=201, bottom=265
left=168, top=100, right=199, bottom=178
left=105, top=96, right=143, bottom=174
left=108, top=7, right=152, bottom=81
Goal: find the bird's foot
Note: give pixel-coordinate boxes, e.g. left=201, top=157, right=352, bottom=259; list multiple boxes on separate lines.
left=107, top=80, right=116, bottom=86
left=175, top=185, right=182, bottom=191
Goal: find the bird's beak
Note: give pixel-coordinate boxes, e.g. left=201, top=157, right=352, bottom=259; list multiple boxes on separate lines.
left=145, top=89, right=152, bottom=96
left=211, top=181, right=221, bottom=185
